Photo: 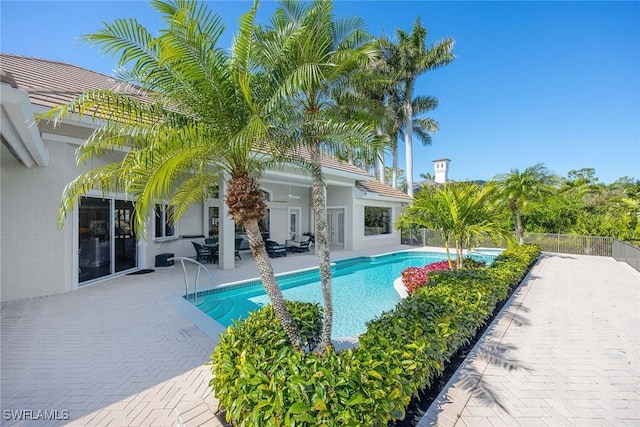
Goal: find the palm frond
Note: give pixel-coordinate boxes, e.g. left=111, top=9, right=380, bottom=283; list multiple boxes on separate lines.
left=412, top=95, right=439, bottom=113
left=170, top=173, right=219, bottom=221
left=58, top=163, right=124, bottom=228
left=82, top=18, right=159, bottom=72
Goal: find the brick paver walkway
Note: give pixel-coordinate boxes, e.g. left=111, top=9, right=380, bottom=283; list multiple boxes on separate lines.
left=420, top=254, right=640, bottom=427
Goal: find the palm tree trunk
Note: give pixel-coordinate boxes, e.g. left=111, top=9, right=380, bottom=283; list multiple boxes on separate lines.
left=515, top=210, right=524, bottom=245
left=392, top=140, right=398, bottom=189
left=227, top=173, right=302, bottom=348
left=309, top=145, right=333, bottom=354
left=244, top=219, right=303, bottom=349
left=444, top=239, right=453, bottom=269
left=404, top=83, right=415, bottom=197
left=376, top=125, right=385, bottom=183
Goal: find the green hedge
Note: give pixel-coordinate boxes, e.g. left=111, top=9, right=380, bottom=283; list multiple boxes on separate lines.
left=210, top=245, right=540, bottom=426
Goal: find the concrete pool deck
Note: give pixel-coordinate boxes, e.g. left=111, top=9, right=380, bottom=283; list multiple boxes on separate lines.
left=1, top=248, right=638, bottom=426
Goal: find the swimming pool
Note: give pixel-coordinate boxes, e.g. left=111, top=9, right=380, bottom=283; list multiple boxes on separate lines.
left=189, top=251, right=496, bottom=338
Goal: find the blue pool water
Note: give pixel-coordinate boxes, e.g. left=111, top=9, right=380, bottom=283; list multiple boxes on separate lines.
left=191, top=251, right=495, bottom=338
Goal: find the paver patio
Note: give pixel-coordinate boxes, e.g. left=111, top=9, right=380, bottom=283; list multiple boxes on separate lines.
left=0, top=246, right=405, bottom=426
left=420, top=254, right=640, bottom=427
left=1, top=249, right=638, bottom=426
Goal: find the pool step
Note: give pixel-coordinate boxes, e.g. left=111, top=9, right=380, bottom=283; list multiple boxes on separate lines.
left=197, top=298, right=222, bottom=313
left=205, top=298, right=234, bottom=320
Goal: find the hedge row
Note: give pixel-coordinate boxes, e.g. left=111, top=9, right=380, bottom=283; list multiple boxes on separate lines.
left=210, top=245, right=541, bottom=426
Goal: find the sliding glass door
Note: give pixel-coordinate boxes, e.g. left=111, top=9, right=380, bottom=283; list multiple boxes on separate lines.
left=78, top=197, right=138, bottom=284
left=114, top=200, right=137, bottom=272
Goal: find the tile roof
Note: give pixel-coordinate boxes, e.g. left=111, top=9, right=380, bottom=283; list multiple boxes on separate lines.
left=286, top=148, right=373, bottom=178
left=356, top=180, right=413, bottom=200
left=0, top=53, right=150, bottom=109
left=0, top=53, right=383, bottom=181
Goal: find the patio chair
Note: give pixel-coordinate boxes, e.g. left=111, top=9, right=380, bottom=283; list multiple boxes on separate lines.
left=287, top=235, right=312, bottom=253
left=192, top=241, right=214, bottom=264
left=265, top=240, right=287, bottom=258
left=234, top=237, right=244, bottom=260
left=291, top=238, right=311, bottom=253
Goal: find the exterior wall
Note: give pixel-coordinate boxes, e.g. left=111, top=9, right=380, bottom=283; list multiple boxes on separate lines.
left=434, top=159, right=450, bottom=184
left=351, top=195, right=403, bottom=251
left=2, top=140, right=84, bottom=301
left=268, top=206, right=289, bottom=243
left=326, top=185, right=353, bottom=206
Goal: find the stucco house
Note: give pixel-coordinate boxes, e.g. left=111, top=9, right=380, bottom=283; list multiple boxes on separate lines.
left=0, top=53, right=412, bottom=303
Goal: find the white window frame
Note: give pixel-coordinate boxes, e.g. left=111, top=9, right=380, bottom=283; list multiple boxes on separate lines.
left=288, top=207, right=301, bottom=240
left=363, top=205, right=392, bottom=237
left=154, top=203, right=176, bottom=240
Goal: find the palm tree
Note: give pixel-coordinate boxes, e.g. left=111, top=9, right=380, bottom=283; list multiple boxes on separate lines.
left=399, top=182, right=510, bottom=268
left=419, top=172, right=434, bottom=180
left=343, top=39, right=399, bottom=184
left=371, top=34, right=439, bottom=188
left=325, top=75, right=384, bottom=175
left=255, top=0, right=378, bottom=353
left=41, top=0, right=304, bottom=347
left=392, top=18, right=455, bottom=197
left=494, top=163, right=556, bottom=244
left=392, top=93, right=440, bottom=189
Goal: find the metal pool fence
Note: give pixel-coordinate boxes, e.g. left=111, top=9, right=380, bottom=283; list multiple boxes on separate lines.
left=613, top=240, right=640, bottom=272
left=523, top=233, right=613, bottom=256
left=401, top=228, right=640, bottom=272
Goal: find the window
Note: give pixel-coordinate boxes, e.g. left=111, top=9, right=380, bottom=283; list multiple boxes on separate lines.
left=207, top=186, right=219, bottom=199
left=290, top=212, right=296, bottom=234
left=208, top=207, right=219, bottom=238
left=364, top=206, right=392, bottom=236
left=235, top=209, right=270, bottom=240
left=155, top=204, right=175, bottom=238
left=289, top=209, right=299, bottom=237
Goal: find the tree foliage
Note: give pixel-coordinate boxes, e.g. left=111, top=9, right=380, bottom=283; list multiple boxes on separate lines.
left=491, top=166, right=640, bottom=244
left=493, top=163, right=556, bottom=244
left=399, top=182, right=512, bottom=268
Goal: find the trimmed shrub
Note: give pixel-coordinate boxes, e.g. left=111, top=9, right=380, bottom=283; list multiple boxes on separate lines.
left=210, top=245, right=540, bottom=426
left=400, top=260, right=451, bottom=294
left=462, top=256, right=487, bottom=269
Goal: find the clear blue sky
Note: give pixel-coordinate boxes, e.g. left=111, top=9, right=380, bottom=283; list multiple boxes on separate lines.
left=2, top=1, right=638, bottom=184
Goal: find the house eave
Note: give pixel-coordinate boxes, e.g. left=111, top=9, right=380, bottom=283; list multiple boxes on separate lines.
left=0, top=84, right=49, bottom=167
left=356, top=192, right=413, bottom=203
